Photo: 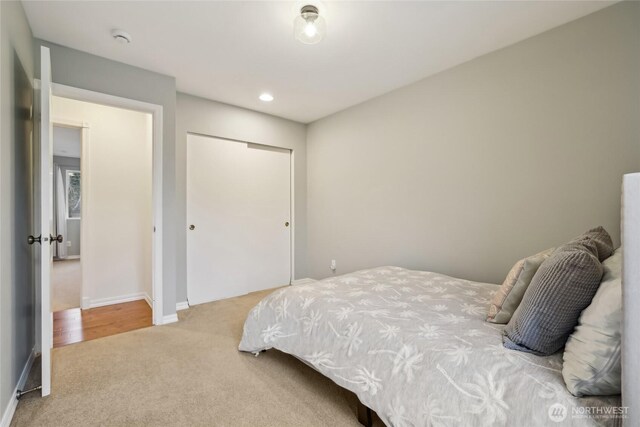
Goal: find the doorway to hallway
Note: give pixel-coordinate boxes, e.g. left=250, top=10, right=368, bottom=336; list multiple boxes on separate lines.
left=50, top=95, right=154, bottom=348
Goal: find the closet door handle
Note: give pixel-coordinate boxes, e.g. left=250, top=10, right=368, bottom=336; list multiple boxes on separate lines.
left=49, top=234, right=63, bottom=245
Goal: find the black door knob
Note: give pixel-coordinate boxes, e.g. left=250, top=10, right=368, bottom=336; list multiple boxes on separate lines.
left=49, top=234, right=63, bottom=245
left=27, top=235, right=42, bottom=245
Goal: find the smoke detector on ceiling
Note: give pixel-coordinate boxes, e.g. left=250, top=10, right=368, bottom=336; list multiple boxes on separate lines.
left=111, top=29, right=132, bottom=44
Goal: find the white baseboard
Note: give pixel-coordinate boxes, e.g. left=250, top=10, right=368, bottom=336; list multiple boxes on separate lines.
left=1, top=349, right=35, bottom=427
left=83, top=292, right=151, bottom=309
left=291, top=278, right=316, bottom=286
left=161, top=313, right=179, bottom=325
left=143, top=293, right=153, bottom=309
left=176, top=301, right=189, bottom=311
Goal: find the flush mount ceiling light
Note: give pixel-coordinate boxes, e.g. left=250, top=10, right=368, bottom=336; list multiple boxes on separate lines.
left=259, top=93, right=274, bottom=102
left=111, top=29, right=132, bottom=44
left=294, top=5, right=326, bottom=45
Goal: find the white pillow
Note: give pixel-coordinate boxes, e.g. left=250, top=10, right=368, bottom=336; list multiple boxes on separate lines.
left=562, top=248, right=622, bottom=396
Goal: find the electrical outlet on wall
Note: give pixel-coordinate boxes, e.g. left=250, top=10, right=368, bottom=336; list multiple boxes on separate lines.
left=330, top=259, right=336, bottom=271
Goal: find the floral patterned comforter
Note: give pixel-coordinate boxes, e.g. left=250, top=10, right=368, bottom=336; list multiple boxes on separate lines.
left=239, top=266, right=620, bottom=426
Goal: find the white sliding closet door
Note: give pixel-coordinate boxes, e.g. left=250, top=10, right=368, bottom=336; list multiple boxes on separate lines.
left=187, top=134, right=291, bottom=305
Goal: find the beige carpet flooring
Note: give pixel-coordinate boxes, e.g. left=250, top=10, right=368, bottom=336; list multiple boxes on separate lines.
left=52, top=259, right=81, bottom=312
left=12, top=289, right=383, bottom=427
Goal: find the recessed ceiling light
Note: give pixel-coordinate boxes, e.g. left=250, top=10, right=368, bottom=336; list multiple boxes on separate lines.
left=259, top=93, right=274, bottom=102
left=111, top=29, right=132, bottom=44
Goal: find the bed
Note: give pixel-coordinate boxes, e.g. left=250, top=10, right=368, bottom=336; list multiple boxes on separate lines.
left=239, top=266, right=621, bottom=426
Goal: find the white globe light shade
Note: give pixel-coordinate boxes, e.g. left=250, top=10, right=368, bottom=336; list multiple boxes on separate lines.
left=294, top=5, right=326, bottom=45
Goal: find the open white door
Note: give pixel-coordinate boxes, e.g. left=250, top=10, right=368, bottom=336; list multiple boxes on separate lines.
left=37, top=46, right=53, bottom=396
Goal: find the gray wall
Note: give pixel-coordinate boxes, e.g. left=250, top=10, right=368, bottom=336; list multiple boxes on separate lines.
left=53, top=155, right=81, bottom=257
left=176, top=93, right=307, bottom=304
left=306, top=2, right=640, bottom=283
left=34, top=40, right=178, bottom=316
left=0, top=0, right=35, bottom=418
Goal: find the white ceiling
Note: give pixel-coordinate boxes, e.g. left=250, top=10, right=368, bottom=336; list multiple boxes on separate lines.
left=24, top=1, right=615, bottom=123
left=53, top=125, right=81, bottom=158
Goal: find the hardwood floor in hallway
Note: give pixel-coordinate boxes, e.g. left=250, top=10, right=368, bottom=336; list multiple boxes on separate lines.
left=53, top=300, right=152, bottom=348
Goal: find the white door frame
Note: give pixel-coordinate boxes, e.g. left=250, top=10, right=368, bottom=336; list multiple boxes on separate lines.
left=186, top=132, right=296, bottom=293
left=49, top=83, right=164, bottom=325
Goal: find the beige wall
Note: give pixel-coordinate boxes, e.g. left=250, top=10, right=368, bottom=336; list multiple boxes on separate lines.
left=306, top=2, right=640, bottom=283
left=52, top=96, right=153, bottom=306
left=176, top=93, right=307, bottom=304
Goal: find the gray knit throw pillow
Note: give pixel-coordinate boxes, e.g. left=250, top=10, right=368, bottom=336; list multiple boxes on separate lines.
left=503, top=227, right=613, bottom=355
